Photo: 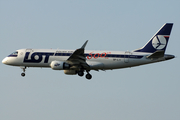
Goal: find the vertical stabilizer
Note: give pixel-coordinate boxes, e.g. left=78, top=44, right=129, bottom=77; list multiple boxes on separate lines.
left=134, top=23, right=173, bottom=53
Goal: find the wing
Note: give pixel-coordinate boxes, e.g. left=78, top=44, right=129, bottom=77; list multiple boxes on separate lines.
left=66, top=40, right=90, bottom=69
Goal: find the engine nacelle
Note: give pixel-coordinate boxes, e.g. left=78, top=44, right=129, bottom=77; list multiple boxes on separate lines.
left=64, top=70, right=77, bottom=75
left=50, top=61, right=70, bottom=70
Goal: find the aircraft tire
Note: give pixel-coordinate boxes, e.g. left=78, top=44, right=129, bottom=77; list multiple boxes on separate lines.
left=78, top=71, right=84, bottom=77
left=86, top=74, right=92, bottom=80
left=21, top=73, right=25, bottom=77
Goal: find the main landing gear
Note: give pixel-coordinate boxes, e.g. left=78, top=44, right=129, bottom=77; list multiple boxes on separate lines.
left=20, top=66, right=26, bottom=77
left=85, top=73, right=92, bottom=80
left=78, top=70, right=92, bottom=80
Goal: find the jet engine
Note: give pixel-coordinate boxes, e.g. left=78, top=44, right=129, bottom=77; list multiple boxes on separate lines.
left=50, top=61, right=70, bottom=70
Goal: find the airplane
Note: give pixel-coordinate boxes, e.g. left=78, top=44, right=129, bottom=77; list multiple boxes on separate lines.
left=2, top=23, right=175, bottom=80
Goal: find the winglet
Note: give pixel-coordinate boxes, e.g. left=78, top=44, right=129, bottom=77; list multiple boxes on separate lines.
left=81, top=40, right=88, bottom=49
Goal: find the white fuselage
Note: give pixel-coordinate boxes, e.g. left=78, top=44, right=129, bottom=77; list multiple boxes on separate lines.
left=2, top=48, right=170, bottom=70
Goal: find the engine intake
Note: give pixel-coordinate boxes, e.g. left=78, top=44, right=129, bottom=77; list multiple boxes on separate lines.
left=50, top=61, right=70, bottom=70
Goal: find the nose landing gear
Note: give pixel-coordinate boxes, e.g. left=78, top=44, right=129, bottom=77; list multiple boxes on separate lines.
left=21, top=73, right=25, bottom=77
left=20, top=66, right=26, bottom=77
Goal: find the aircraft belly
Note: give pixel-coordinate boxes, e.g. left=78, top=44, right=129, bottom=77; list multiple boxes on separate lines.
left=101, top=60, right=125, bottom=69
left=22, top=62, right=50, bottom=67
left=102, top=58, right=150, bottom=69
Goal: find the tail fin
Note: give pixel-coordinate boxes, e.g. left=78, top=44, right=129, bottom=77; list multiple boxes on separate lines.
left=134, top=23, right=173, bottom=53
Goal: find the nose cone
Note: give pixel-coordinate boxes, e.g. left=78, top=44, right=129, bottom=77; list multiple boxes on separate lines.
left=2, top=57, right=8, bottom=64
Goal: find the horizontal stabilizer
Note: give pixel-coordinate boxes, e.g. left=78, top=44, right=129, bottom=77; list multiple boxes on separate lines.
left=146, top=50, right=165, bottom=59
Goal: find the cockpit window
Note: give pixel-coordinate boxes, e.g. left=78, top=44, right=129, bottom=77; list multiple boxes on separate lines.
left=8, top=51, right=18, bottom=57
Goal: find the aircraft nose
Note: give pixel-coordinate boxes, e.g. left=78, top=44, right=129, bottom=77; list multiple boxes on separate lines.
left=2, top=57, right=8, bottom=64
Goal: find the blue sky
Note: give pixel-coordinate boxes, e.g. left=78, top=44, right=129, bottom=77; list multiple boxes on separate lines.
left=0, top=0, right=180, bottom=120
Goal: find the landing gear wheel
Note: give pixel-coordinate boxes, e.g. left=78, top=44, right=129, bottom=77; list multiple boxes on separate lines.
left=21, top=73, right=25, bottom=77
left=78, top=71, right=84, bottom=77
left=86, top=73, right=92, bottom=80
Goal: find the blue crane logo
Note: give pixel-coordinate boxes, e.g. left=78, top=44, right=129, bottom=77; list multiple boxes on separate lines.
left=152, top=35, right=167, bottom=50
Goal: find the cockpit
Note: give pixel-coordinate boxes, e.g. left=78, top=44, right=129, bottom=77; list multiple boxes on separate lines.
left=8, top=51, right=18, bottom=57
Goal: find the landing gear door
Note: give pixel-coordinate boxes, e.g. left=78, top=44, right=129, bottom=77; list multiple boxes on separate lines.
left=124, top=51, right=131, bottom=63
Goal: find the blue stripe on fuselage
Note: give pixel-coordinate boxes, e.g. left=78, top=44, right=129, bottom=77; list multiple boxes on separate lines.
left=43, top=52, right=143, bottom=59
left=24, top=52, right=143, bottom=63
left=85, top=53, right=143, bottom=59
left=55, top=53, right=143, bottom=59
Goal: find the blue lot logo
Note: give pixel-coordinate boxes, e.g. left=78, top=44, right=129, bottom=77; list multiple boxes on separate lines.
left=23, top=52, right=54, bottom=63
